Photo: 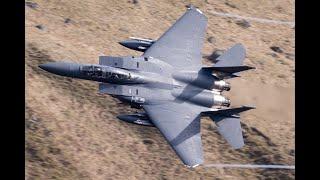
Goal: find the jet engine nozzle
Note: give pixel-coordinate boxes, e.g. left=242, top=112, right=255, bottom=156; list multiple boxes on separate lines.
left=212, top=80, right=231, bottom=91
left=213, top=94, right=231, bottom=107
left=224, top=98, right=231, bottom=107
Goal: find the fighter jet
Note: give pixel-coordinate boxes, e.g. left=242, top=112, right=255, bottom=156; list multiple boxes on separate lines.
left=39, top=6, right=255, bottom=168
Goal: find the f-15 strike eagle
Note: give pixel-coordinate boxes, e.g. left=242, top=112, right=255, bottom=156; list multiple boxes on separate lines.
left=39, top=5, right=255, bottom=168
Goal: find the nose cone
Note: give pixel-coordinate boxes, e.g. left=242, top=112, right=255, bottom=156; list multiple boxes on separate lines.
left=39, top=62, right=80, bottom=77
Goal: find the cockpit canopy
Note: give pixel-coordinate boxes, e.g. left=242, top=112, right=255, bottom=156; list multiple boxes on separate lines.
left=81, top=65, right=103, bottom=77
left=81, top=65, right=131, bottom=80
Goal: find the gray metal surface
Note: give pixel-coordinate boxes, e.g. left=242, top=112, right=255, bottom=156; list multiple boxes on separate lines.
left=144, top=101, right=204, bottom=167
left=214, top=43, right=246, bottom=67
left=216, top=117, right=244, bottom=149
left=143, top=7, right=207, bottom=71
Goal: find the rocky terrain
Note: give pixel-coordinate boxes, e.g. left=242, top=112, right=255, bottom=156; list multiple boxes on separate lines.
left=26, top=0, right=295, bottom=179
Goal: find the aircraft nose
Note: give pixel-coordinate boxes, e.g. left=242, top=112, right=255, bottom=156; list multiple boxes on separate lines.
left=39, top=62, right=80, bottom=77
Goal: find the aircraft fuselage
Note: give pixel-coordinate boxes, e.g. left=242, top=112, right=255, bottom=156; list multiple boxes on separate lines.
left=39, top=61, right=231, bottom=109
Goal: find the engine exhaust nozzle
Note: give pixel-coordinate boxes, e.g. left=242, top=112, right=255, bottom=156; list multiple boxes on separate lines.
left=212, top=80, right=231, bottom=91
left=213, top=94, right=231, bottom=107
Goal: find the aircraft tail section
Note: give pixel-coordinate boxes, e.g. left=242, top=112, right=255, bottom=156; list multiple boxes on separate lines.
left=202, top=106, right=255, bottom=117
left=202, top=106, right=255, bottom=149
left=216, top=117, right=244, bottom=149
left=202, top=43, right=254, bottom=78
left=214, top=43, right=246, bottom=67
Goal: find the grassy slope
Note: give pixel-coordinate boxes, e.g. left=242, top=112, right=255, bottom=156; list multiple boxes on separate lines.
left=26, top=0, right=294, bottom=179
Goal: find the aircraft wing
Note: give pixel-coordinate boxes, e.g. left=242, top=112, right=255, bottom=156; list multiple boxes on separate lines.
left=143, top=7, right=208, bottom=71
left=143, top=101, right=204, bottom=167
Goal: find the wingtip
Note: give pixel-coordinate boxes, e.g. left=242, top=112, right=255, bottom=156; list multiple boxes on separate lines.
left=183, top=158, right=204, bottom=169
left=235, top=42, right=244, bottom=46
left=192, top=164, right=201, bottom=168
left=231, top=142, right=245, bottom=149
left=186, top=4, right=195, bottom=10
left=186, top=4, right=205, bottom=14
left=185, top=163, right=201, bottom=169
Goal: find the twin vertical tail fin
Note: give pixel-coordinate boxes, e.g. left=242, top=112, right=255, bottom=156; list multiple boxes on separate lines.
left=202, top=43, right=255, bottom=78
left=202, top=106, right=255, bottom=149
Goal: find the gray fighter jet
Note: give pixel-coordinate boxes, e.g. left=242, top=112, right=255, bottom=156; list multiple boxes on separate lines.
left=39, top=6, right=255, bottom=168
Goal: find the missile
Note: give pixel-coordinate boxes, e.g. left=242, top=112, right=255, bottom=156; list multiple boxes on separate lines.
left=119, top=37, right=155, bottom=52
left=117, top=113, right=154, bottom=126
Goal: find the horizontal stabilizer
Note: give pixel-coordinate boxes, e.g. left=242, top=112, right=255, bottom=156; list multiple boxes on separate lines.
left=202, top=106, right=255, bottom=118
left=216, top=117, right=244, bottom=149
left=202, top=44, right=254, bottom=78
left=202, top=65, right=255, bottom=74
left=203, top=106, right=255, bottom=149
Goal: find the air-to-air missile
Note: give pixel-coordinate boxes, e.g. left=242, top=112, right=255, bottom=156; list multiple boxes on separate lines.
left=119, top=37, right=155, bottom=52
left=117, top=113, right=154, bottom=126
